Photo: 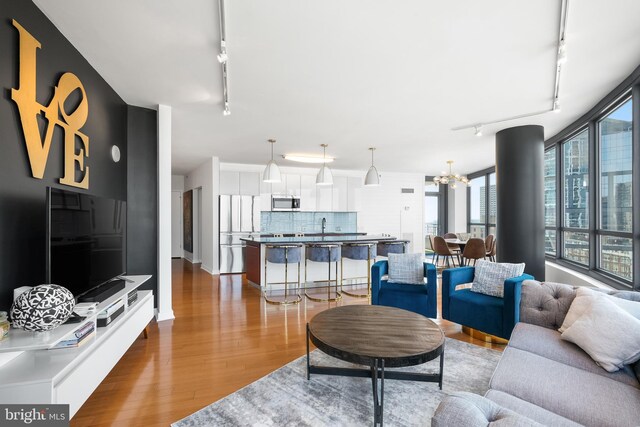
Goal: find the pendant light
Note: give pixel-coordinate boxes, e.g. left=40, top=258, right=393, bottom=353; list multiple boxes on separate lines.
left=364, top=147, right=380, bottom=186
left=316, top=144, right=333, bottom=186
left=262, top=139, right=282, bottom=183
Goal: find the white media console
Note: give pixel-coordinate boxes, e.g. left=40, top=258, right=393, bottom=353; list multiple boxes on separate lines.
left=0, top=275, right=153, bottom=418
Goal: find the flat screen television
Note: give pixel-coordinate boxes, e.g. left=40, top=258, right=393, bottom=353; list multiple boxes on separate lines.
left=46, top=187, right=127, bottom=301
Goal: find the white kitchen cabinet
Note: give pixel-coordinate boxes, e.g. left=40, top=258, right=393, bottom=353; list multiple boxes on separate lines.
left=259, top=174, right=272, bottom=194
left=300, top=175, right=316, bottom=211
left=285, top=174, right=301, bottom=197
left=347, top=177, right=363, bottom=211
left=316, top=185, right=332, bottom=211
left=332, top=176, right=348, bottom=211
left=239, top=172, right=260, bottom=196
left=270, top=174, right=286, bottom=195
left=220, top=171, right=240, bottom=195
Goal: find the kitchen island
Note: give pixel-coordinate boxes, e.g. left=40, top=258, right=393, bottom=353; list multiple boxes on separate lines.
left=242, top=235, right=402, bottom=291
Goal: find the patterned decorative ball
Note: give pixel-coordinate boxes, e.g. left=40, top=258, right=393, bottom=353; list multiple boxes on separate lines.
left=10, top=285, right=75, bottom=332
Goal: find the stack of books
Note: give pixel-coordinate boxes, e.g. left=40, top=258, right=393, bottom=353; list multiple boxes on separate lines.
left=51, top=322, right=95, bottom=349
left=73, top=302, right=99, bottom=317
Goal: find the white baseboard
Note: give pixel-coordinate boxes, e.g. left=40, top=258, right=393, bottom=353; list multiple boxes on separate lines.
left=200, top=264, right=219, bottom=275
left=154, top=308, right=175, bottom=322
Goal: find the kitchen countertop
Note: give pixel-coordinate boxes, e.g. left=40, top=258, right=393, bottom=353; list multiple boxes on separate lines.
left=242, top=235, right=404, bottom=244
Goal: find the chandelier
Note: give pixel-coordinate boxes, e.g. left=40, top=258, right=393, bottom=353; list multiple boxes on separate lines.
left=433, top=161, right=469, bottom=189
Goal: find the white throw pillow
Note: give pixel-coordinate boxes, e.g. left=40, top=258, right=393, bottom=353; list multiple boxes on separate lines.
left=470, top=260, right=525, bottom=298
left=561, top=296, right=640, bottom=372
left=559, top=287, right=640, bottom=333
left=388, top=253, right=424, bottom=284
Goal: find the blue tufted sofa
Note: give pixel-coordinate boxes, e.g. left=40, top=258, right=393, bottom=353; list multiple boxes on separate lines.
left=371, top=260, right=437, bottom=318
left=433, top=280, right=640, bottom=427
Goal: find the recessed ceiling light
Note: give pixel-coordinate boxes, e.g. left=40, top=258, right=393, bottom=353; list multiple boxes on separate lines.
left=283, top=154, right=335, bottom=164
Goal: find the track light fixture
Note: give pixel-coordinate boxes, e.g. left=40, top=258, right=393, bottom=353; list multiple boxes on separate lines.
left=217, top=0, right=230, bottom=116
left=557, top=39, right=567, bottom=65
left=452, top=0, right=569, bottom=133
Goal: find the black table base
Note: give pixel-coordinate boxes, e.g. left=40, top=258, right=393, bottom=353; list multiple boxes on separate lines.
left=306, top=325, right=444, bottom=426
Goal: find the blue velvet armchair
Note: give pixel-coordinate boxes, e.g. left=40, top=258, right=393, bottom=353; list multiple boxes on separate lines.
left=371, top=260, right=438, bottom=318
left=441, top=266, right=534, bottom=340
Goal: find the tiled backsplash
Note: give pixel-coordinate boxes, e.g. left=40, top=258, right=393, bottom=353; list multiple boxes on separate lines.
left=261, top=212, right=357, bottom=234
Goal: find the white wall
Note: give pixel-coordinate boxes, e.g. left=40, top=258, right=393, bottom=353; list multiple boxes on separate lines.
left=220, top=163, right=425, bottom=255
left=358, top=172, right=425, bottom=255
left=171, top=175, right=185, bottom=192
left=184, top=157, right=220, bottom=274
left=454, top=187, right=467, bottom=233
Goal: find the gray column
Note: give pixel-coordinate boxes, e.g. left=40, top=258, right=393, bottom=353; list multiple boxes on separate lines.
left=495, top=125, right=545, bottom=280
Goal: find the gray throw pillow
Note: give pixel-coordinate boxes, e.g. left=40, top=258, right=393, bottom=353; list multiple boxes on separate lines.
left=471, top=260, right=525, bottom=298
left=388, top=253, right=424, bottom=284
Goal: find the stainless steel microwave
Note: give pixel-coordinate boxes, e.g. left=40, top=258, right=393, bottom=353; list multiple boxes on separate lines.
left=272, top=196, right=300, bottom=211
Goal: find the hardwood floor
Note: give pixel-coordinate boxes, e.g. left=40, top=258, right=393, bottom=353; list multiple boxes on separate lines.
left=72, top=259, right=503, bottom=427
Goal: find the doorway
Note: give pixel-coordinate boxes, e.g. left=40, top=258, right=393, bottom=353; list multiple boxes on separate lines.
left=424, top=178, right=447, bottom=255
left=171, top=191, right=183, bottom=258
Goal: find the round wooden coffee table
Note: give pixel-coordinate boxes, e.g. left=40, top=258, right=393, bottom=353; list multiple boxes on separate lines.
left=306, top=305, right=445, bottom=426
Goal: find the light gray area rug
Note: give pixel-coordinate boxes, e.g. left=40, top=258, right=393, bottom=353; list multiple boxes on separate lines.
left=173, top=338, right=501, bottom=427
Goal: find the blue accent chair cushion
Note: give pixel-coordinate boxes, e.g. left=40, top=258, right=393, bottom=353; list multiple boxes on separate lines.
left=342, top=243, right=376, bottom=260
left=306, top=245, right=341, bottom=262
left=371, top=260, right=437, bottom=318
left=442, top=266, right=534, bottom=340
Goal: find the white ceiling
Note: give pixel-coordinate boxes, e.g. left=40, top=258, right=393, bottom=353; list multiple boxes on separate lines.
left=34, top=0, right=640, bottom=175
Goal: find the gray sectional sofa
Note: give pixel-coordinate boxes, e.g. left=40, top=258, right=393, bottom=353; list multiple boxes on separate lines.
left=432, top=280, right=640, bottom=427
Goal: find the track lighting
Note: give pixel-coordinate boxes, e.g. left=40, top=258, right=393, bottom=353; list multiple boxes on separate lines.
left=217, top=51, right=228, bottom=63
left=475, top=125, right=483, bottom=137
left=553, top=99, right=561, bottom=113
left=557, top=40, right=567, bottom=65
left=223, top=102, right=231, bottom=116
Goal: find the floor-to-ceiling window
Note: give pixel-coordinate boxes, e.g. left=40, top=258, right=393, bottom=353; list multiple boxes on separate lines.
left=562, top=129, right=590, bottom=265
left=467, top=169, right=496, bottom=239
left=544, top=148, right=557, bottom=255
left=424, top=177, right=447, bottom=253
left=597, top=98, right=633, bottom=281
left=544, top=90, right=637, bottom=290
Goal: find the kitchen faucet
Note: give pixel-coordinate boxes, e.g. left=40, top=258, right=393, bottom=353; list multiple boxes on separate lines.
left=321, top=217, right=327, bottom=234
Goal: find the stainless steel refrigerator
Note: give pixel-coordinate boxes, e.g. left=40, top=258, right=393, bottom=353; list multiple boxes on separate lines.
left=219, top=195, right=260, bottom=274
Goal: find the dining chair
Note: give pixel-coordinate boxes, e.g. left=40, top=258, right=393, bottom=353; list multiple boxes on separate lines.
left=427, top=235, right=436, bottom=263
left=488, top=239, right=497, bottom=262
left=461, top=238, right=486, bottom=266
left=484, top=234, right=495, bottom=259
left=443, top=232, right=461, bottom=262
left=433, top=236, right=458, bottom=268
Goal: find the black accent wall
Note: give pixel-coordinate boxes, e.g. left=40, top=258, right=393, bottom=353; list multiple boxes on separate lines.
left=0, top=1, right=157, bottom=310
left=495, top=125, right=546, bottom=280
left=126, top=106, right=158, bottom=306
